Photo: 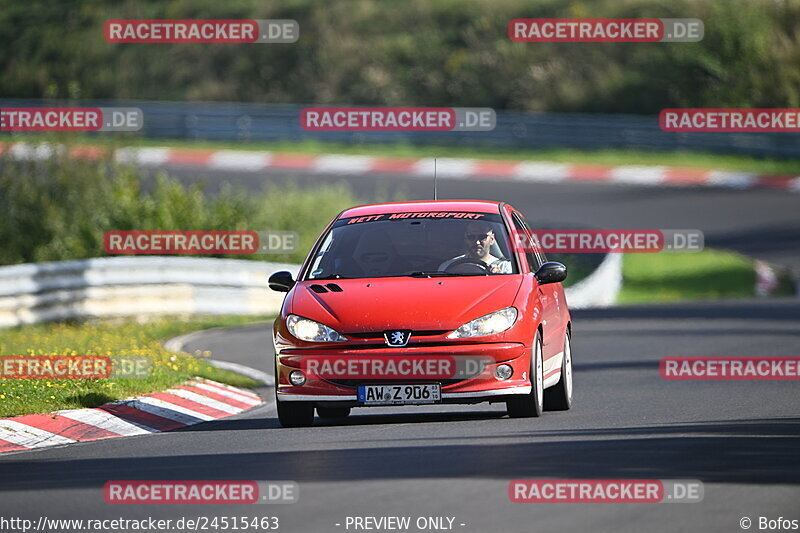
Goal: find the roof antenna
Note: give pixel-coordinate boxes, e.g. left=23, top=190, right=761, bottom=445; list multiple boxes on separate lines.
left=434, top=158, right=438, bottom=200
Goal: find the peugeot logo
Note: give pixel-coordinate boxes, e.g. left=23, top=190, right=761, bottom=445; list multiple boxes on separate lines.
left=384, top=330, right=411, bottom=347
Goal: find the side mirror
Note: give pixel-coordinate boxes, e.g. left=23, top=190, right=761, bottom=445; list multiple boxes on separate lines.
left=268, top=271, right=295, bottom=292
left=534, top=262, right=567, bottom=285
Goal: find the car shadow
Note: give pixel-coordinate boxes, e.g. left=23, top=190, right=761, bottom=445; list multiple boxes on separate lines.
left=173, top=407, right=509, bottom=431
left=1, top=417, right=798, bottom=490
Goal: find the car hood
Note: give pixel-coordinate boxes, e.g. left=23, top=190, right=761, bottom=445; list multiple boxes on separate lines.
left=290, top=276, right=522, bottom=332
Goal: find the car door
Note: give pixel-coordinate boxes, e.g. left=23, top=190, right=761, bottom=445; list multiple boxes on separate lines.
left=511, top=212, right=563, bottom=370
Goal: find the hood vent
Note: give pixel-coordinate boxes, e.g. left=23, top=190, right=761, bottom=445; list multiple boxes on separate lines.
left=309, top=284, right=329, bottom=293
left=326, top=283, right=343, bottom=292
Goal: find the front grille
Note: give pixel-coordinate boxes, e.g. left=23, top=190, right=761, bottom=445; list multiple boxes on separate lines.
left=311, top=341, right=461, bottom=350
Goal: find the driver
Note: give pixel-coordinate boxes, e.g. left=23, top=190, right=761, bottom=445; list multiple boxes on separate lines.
left=439, top=221, right=512, bottom=273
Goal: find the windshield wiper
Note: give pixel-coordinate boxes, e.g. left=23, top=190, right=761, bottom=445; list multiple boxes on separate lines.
left=403, top=271, right=465, bottom=278
left=312, top=274, right=353, bottom=280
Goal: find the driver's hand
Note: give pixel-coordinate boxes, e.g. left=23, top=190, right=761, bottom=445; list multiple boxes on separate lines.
left=489, top=263, right=501, bottom=273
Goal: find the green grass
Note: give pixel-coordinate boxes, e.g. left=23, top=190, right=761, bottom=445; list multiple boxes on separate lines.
left=0, top=315, right=270, bottom=418
left=551, top=253, right=604, bottom=288
left=4, top=133, right=800, bottom=176
left=618, top=250, right=759, bottom=304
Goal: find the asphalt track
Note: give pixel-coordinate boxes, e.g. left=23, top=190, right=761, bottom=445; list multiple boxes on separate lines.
left=157, top=165, right=800, bottom=272
left=0, top=299, right=798, bottom=532
left=0, top=166, right=798, bottom=533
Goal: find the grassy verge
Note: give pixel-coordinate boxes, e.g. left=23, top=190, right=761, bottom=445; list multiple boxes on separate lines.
left=0, top=315, right=270, bottom=418
left=618, top=249, right=763, bottom=304
left=4, top=133, right=800, bottom=176
left=551, top=253, right=605, bottom=289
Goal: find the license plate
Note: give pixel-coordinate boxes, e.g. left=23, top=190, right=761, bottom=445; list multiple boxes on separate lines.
left=357, top=384, right=441, bottom=405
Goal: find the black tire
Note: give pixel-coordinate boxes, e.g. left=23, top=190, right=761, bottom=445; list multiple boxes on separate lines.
left=316, top=406, right=351, bottom=419
left=277, top=401, right=314, bottom=427
left=506, top=330, right=544, bottom=418
left=544, top=330, right=573, bottom=411
left=273, top=357, right=314, bottom=427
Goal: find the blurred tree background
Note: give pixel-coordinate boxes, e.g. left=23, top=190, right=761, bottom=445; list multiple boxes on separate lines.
left=0, top=0, right=798, bottom=112
left=0, top=151, right=359, bottom=265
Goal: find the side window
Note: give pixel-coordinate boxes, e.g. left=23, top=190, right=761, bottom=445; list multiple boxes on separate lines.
left=511, top=213, right=538, bottom=272
left=513, top=212, right=547, bottom=269
left=521, top=215, right=548, bottom=266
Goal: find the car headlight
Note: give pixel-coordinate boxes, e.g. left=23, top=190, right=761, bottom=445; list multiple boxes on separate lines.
left=448, top=307, right=518, bottom=338
left=286, top=314, right=348, bottom=342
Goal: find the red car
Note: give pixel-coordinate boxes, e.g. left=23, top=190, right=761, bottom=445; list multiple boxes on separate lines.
left=269, top=200, right=572, bottom=427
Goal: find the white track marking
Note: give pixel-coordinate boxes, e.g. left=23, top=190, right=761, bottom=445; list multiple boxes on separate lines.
left=127, top=397, right=215, bottom=423
left=0, top=420, right=75, bottom=448
left=412, top=158, right=476, bottom=178
left=514, top=162, right=570, bottom=182
left=114, top=147, right=171, bottom=166
left=609, top=166, right=667, bottom=186
left=209, top=150, right=272, bottom=171
left=312, top=155, right=374, bottom=174
left=57, top=408, right=156, bottom=435
left=706, top=171, right=758, bottom=189
left=186, top=381, right=262, bottom=406
left=165, top=388, right=243, bottom=415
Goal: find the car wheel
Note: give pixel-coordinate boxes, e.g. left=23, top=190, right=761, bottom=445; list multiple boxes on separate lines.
left=506, top=330, right=544, bottom=418
left=277, top=400, right=314, bottom=427
left=273, top=357, right=313, bottom=427
left=316, top=407, right=351, bottom=419
left=544, top=330, right=573, bottom=411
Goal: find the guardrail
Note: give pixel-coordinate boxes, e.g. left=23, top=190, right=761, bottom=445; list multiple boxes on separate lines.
left=0, top=255, right=620, bottom=328
left=2, top=99, right=798, bottom=159
left=563, top=253, right=622, bottom=309
left=0, top=257, right=298, bottom=328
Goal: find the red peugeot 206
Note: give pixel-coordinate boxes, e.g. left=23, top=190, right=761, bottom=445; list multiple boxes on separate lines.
left=269, top=200, right=573, bottom=427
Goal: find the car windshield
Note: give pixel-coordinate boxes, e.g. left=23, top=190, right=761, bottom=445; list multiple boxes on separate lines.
left=303, top=211, right=519, bottom=280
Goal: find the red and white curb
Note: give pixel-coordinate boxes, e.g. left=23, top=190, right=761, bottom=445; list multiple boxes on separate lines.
left=2, top=141, right=799, bottom=192
left=0, top=378, right=262, bottom=454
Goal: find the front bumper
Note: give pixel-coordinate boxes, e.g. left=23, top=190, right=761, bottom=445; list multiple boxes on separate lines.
left=275, top=342, right=531, bottom=405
